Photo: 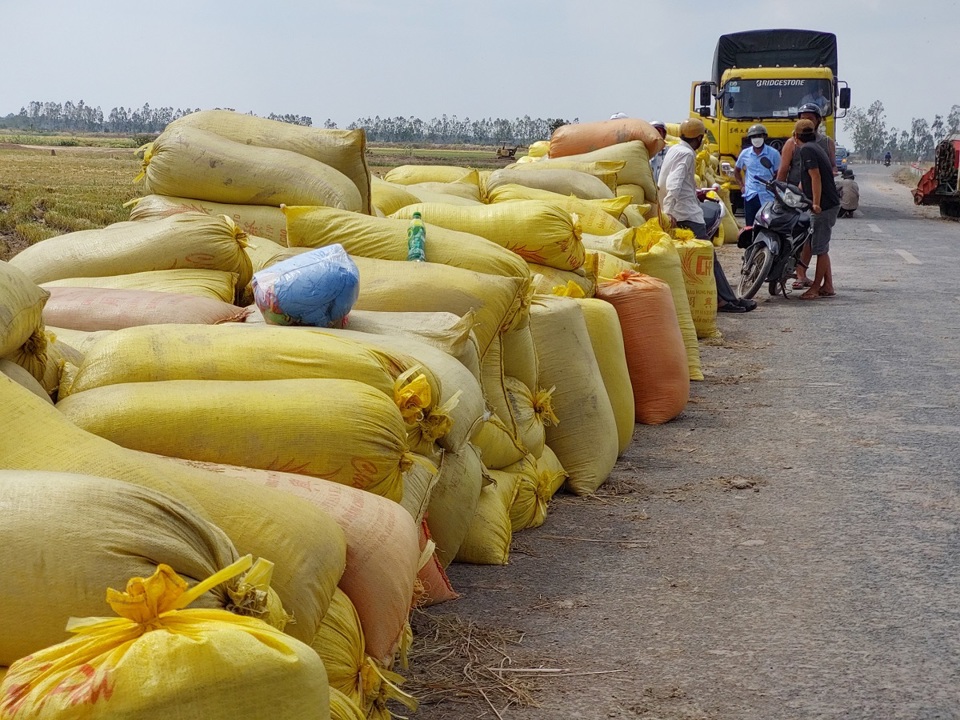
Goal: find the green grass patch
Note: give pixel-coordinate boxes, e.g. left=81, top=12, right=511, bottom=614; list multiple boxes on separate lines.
left=0, top=129, right=141, bottom=149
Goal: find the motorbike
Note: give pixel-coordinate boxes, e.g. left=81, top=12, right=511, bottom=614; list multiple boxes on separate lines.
left=698, top=184, right=725, bottom=239
left=884, top=156, right=891, bottom=167
left=736, top=158, right=813, bottom=300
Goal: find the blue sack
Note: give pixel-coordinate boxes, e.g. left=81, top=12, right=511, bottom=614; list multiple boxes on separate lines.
left=252, top=244, right=360, bottom=327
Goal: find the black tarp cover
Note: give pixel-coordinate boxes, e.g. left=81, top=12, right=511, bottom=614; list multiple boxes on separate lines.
left=713, top=29, right=838, bottom=85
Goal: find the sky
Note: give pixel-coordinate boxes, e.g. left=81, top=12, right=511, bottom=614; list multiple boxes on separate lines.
left=1, top=0, right=957, bottom=149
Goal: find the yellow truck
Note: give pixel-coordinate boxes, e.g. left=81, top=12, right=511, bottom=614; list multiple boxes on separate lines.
left=691, top=29, right=851, bottom=212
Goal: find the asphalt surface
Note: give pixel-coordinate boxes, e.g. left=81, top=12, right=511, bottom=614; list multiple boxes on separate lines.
left=416, top=164, right=960, bottom=720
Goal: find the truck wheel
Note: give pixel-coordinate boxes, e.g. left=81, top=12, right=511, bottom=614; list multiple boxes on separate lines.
left=941, top=201, right=960, bottom=221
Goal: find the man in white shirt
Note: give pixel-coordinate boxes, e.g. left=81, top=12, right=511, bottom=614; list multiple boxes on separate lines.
left=659, top=118, right=754, bottom=313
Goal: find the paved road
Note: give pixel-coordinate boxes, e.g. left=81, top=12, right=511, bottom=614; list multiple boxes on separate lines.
left=414, top=164, right=960, bottom=720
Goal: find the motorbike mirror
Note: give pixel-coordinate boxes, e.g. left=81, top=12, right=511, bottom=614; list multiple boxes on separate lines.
left=759, top=156, right=773, bottom=170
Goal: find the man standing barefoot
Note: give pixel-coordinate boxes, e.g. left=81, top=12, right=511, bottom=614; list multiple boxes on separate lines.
left=794, top=119, right=840, bottom=299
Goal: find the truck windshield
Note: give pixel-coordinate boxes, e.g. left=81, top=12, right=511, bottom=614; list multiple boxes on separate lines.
left=721, top=79, right=833, bottom=119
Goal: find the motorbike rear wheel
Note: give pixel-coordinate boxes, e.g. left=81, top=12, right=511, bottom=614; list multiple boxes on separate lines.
left=738, top=245, right=774, bottom=300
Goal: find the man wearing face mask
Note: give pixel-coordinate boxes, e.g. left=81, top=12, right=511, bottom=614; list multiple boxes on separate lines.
left=734, top=124, right=780, bottom=227
left=659, top=118, right=755, bottom=313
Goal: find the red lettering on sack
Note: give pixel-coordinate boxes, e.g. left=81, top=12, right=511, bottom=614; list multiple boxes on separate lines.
left=46, top=664, right=114, bottom=707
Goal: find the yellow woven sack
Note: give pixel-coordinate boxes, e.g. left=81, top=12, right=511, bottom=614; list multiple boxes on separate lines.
left=0, top=376, right=347, bottom=648
left=0, top=261, right=48, bottom=359
left=505, top=377, right=555, bottom=459
left=527, top=140, right=550, bottom=158
left=546, top=141, right=656, bottom=201
left=44, top=327, right=111, bottom=356
left=501, top=322, right=539, bottom=392
left=370, top=177, right=421, bottom=216
left=142, top=124, right=362, bottom=212
left=168, top=109, right=371, bottom=214
left=718, top=187, right=740, bottom=244
left=581, top=227, right=637, bottom=262
left=624, top=203, right=657, bottom=227
left=590, top=249, right=636, bottom=281
left=471, top=414, right=526, bottom=470
left=485, top=167, right=615, bottom=200
left=404, top=172, right=482, bottom=202
left=129, top=194, right=289, bottom=245
left=345, top=309, right=481, bottom=383
left=349, top=255, right=528, bottom=360
left=10, top=213, right=253, bottom=288
left=331, top=688, right=366, bottom=720
left=58, top=378, right=417, bottom=502
left=672, top=235, right=721, bottom=339
left=454, top=470, right=520, bottom=565
left=425, top=443, right=485, bottom=567
left=529, top=296, right=619, bottom=495
left=391, top=201, right=585, bottom=272
left=503, top=451, right=566, bottom=532
left=62, top=322, right=435, bottom=406
left=384, top=164, right=478, bottom=185
left=8, top=328, right=80, bottom=399
left=160, top=459, right=418, bottom=668
left=0, top=558, right=329, bottom=720
left=313, top=589, right=417, bottom=718
left=0, top=470, right=269, bottom=666
left=574, top=298, right=635, bottom=455
left=42, top=268, right=240, bottom=303
left=616, top=182, right=646, bottom=205
left=507, top=158, right=623, bottom=192
left=284, top=205, right=530, bottom=280
left=0, top=358, right=52, bottom=404
left=634, top=223, right=704, bottom=381
left=325, top=327, right=484, bottom=454
left=530, top=262, right=596, bottom=297
left=486, top=184, right=628, bottom=236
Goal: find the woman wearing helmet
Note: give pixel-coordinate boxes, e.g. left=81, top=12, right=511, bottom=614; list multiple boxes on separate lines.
left=734, top=123, right=781, bottom=227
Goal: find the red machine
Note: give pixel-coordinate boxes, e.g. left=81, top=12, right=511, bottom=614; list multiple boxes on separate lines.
left=914, top=136, right=960, bottom=220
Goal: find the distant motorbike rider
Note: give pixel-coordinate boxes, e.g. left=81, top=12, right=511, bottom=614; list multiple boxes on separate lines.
left=659, top=118, right=755, bottom=313
left=734, top=124, right=781, bottom=227
left=884, top=150, right=892, bottom=166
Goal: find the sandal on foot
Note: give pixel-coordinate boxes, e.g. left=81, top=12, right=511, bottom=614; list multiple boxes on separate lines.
left=792, top=279, right=813, bottom=289
left=798, top=291, right=821, bottom=300
left=819, top=291, right=837, bottom=298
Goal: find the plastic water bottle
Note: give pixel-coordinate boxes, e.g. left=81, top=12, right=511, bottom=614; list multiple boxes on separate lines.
left=407, top=212, right=426, bottom=262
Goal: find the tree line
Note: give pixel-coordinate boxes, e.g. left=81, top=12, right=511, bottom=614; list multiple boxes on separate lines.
left=843, top=101, right=960, bottom=162
left=0, top=101, right=313, bottom=134
left=0, top=100, right=570, bottom=145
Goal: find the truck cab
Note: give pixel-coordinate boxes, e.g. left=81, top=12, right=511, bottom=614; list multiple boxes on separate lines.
left=691, top=29, right=851, bottom=212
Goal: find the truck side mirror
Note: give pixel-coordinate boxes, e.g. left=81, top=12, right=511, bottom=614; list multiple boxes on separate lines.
left=699, top=84, right=712, bottom=107
left=839, top=88, right=851, bottom=109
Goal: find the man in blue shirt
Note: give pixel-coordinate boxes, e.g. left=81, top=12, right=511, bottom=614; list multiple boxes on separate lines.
left=734, top=124, right=781, bottom=227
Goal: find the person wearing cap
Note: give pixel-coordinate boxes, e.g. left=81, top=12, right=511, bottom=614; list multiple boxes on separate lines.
left=733, top=124, right=781, bottom=227
left=778, top=103, right=837, bottom=288
left=648, top=120, right=669, bottom=184
left=793, top=118, right=840, bottom=299
left=837, top=169, right=859, bottom=218
left=659, top=118, right=755, bottom=313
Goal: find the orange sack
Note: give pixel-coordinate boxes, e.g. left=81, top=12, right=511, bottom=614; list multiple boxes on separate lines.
left=595, top=271, right=689, bottom=424
left=549, top=118, right=665, bottom=160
